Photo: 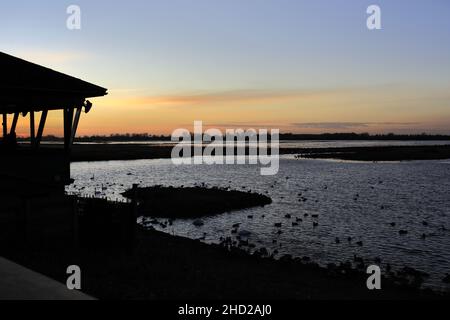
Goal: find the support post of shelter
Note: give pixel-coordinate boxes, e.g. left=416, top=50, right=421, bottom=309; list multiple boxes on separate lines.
left=35, top=110, right=48, bottom=148
left=70, top=107, right=82, bottom=146
left=64, top=107, right=74, bottom=153
left=10, top=112, right=19, bottom=135
left=29, top=111, right=35, bottom=146
left=2, top=113, right=7, bottom=138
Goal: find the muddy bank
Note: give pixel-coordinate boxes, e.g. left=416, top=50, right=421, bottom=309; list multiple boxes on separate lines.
left=71, top=143, right=173, bottom=161
left=66, top=143, right=450, bottom=162
left=122, top=186, right=272, bottom=219
left=1, top=226, right=446, bottom=300
left=291, top=145, right=450, bottom=161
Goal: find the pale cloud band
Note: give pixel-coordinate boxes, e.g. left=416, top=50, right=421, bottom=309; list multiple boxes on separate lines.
left=291, top=122, right=421, bottom=130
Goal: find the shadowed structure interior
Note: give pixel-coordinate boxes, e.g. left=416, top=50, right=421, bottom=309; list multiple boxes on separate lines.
left=0, top=51, right=107, bottom=194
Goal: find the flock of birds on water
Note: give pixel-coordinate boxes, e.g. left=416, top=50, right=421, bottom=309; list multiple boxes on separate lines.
left=69, top=173, right=143, bottom=203
left=69, top=172, right=450, bottom=287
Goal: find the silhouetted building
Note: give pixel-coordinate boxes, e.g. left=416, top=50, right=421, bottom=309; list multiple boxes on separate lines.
left=0, top=52, right=107, bottom=195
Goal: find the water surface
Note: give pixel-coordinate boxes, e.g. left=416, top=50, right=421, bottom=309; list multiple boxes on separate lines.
left=68, top=154, right=450, bottom=291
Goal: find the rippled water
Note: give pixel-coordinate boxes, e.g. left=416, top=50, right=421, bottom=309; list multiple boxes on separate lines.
left=68, top=156, right=450, bottom=291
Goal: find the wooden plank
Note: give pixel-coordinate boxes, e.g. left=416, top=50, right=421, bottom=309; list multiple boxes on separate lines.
left=0, top=257, right=95, bottom=300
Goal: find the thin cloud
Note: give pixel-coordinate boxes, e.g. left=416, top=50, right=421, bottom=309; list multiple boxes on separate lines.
left=206, top=122, right=288, bottom=128
left=127, top=89, right=325, bottom=107
left=291, top=122, right=420, bottom=129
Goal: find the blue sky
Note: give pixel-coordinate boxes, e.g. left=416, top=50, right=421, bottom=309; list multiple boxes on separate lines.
left=1, top=0, right=450, bottom=135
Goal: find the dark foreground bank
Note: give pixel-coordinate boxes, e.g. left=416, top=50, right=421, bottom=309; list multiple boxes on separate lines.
left=1, top=226, right=446, bottom=300
left=66, top=144, right=450, bottom=162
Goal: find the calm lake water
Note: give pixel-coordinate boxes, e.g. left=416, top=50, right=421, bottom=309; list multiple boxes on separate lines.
left=75, top=139, right=450, bottom=149
left=67, top=144, right=450, bottom=291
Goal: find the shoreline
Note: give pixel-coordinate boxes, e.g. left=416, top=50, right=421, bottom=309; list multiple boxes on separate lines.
left=2, top=226, right=446, bottom=300
left=1, top=188, right=447, bottom=299
left=291, top=145, right=450, bottom=162
left=64, top=144, right=450, bottom=163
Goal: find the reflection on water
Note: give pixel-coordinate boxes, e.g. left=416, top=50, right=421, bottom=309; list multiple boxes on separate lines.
left=68, top=156, right=450, bottom=291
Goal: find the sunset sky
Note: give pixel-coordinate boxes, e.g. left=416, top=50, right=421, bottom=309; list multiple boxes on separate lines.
left=1, top=0, right=450, bottom=136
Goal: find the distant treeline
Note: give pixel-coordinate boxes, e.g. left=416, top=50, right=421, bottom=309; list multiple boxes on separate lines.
left=18, top=133, right=170, bottom=142
left=18, top=132, right=450, bottom=142
left=279, top=133, right=450, bottom=141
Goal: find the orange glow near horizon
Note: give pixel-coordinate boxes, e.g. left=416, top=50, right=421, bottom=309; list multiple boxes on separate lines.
left=11, top=84, right=450, bottom=137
